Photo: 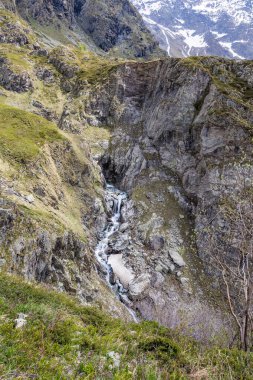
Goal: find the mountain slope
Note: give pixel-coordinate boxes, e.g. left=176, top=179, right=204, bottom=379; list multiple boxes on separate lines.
left=1, top=272, right=253, bottom=379
left=1, top=0, right=253, bottom=375
left=131, top=0, right=253, bottom=59
left=0, top=0, right=163, bottom=58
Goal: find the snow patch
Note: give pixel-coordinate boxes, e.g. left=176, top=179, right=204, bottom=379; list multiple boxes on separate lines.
left=192, top=0, right=252, bottom=26
left=219, top=41, right=245, bottom=59
left=179, top=29, right=207, bottom=54
left=211, top=31, right=227, bottom=39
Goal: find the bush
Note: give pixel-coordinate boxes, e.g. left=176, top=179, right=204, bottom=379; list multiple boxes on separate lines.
left=139, top=336, right=180, bottom=362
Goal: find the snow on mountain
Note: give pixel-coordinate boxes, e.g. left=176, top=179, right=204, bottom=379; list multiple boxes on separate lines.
left=131, top=0, right=253, bottom=59
left=192, top=0, right=252, bottom=25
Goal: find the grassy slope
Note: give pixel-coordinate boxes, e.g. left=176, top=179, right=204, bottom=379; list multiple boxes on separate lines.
left=0, top=273, right=253, bottom=380
left=0, top=104, right=64, bottom=163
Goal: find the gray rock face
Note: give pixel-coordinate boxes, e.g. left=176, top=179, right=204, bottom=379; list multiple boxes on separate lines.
left=108, top=231, right=129, bottom=253
left=0, top=0, right=16, bottom=11
left=76, top=0, right=162, bottom=58
left=81, top=56, right=253, bottom=341
left=0, top=57, right=33, bottom=93
left=0, top=193, right=131, bottom=321
left=0, top=20, right=30, bottom=45
left=169, top=250, right=186, bottom=267
left=10, top=0, right=163, bottom=59
left=32, top=100, right=57, bottom=121
left=9, top=228, right=93, bottom=297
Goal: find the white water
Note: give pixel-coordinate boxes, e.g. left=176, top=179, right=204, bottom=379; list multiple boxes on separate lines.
left=95, top=184, right=138, bottom=322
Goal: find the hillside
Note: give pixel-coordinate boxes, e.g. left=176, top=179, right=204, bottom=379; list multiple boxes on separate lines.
left=1, top=273, right=253, bottom=379
left=0, top=0, right=163, bottom=58
left=0, top=1, right=253, bottom=378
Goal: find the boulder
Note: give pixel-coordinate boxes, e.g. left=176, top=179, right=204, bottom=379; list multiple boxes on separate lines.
left=129, top=273, right=151, bottom=299
left=108, top=232, right=129, bottom=253
left=169, top=250, right=186, bottom=267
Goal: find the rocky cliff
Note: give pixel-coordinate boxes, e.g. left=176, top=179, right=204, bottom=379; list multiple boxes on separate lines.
left=75, top=56, right=253, bottom=340
left=0, top=0, right=163, bottom=58
left=1, top=0, right=253, bottom=349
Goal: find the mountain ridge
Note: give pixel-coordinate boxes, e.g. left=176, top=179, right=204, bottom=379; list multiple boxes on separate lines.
left=0, top=0, right=164, bottom=58
left=131, top=0, right=253, bottom=59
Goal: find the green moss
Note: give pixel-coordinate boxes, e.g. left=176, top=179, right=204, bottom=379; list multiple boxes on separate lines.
left=0, top=44, right=32, bottom=73
left=77, top=56, right=118, bottom=85
left=5, top=50, right=30, bottom=71
left=0, top=8, right=28, bottom=27
left=0, top=103, right=64, bottom=163
left=50, top=46, right=122, bottom=85
left=20, top=205, right=65, bottom=234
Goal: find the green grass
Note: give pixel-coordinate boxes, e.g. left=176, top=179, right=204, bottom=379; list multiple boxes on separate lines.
left=0, top=273, right=253, bottom=379
left=0, top=44, right=32, bottom=72
left=0, top=103, right=64, bottom=163
left=49, top=46, right=122, bottom=85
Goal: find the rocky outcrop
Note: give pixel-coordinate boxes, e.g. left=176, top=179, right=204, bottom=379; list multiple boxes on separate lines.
left=0, top=197, right=131, bottom=320
left=79, top=56, right=253, bottom=340
left=0, top=0, right=16, bottom=11
left=0, top=57, right=33, bottom=92
left=0, top=18, right=30, bottom=45
left=75, top=0, right=161, bottom=58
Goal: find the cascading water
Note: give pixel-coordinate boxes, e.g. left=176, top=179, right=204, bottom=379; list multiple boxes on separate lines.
left=95, top=184, right=138, bottom=322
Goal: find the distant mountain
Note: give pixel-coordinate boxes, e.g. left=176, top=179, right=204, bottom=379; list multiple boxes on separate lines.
left=131, top=0, right=253, bottom=59
left=0, top=0, right=163, bottom=59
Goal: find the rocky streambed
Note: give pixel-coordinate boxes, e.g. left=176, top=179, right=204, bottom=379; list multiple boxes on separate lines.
left=95, top=183, right=138, bottom=322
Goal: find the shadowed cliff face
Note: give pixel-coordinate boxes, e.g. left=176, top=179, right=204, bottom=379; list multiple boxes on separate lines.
left=4, top=0, right=163, bottom=58
left=76, top=0, right=160, bottom=57
left=77, top=56, right=253, bottom=341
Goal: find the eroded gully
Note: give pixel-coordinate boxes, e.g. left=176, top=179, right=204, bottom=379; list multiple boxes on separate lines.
left=95, top=183, right=138, bottom=322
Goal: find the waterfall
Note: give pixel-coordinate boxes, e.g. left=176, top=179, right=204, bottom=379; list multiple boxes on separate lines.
left=95, top=183, right=138, bottom=322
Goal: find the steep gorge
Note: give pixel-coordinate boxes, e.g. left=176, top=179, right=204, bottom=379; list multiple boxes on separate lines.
left=0, top=1, right=253, bottom=377
left=77, top=57, right=253, bottom=340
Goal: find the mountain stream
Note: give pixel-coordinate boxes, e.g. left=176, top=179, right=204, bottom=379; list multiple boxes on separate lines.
left=95, top=184, right=138, bottom=322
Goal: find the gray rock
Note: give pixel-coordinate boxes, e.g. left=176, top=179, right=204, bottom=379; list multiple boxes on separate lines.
left=108, top=232, right=129, bottom=253
left=24, top=194, right=35, bottom=203
left=119, top=223, right=129, bottom=233
left=129, top=273, right=151, bottom=299
left=155, top=264, right=164, bottom=273
left=169, top=250, right=186, bottom=267
left=149, top=235, right=165, bottom=251
left=107, top=351, right=121, bottom=368
left=180, top=277, right=189, bottom=286
left=0, top=58, right=33, bottom=93
left=15, top=313, right=27, bottom=329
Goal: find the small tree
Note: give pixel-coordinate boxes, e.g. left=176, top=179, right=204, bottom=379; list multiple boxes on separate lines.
left=208, top=176, right=253, bottom=351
